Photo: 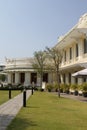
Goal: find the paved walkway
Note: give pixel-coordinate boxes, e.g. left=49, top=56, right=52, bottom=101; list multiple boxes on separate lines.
left=60, top=93, right=87, bottom=102
left=0, top=90, right=31, bottom=130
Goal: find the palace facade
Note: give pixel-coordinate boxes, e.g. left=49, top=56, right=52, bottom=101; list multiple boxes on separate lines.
left=4, top=58, right=53, bottom=86
left=57, top=13, right=87, bottom=85
left=4, top=13, right=87, bottom=86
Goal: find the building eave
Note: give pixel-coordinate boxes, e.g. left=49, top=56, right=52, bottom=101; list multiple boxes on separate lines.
left=60, top=62, right=87, bottom=73
left=55, top=13, right=87, bottom=50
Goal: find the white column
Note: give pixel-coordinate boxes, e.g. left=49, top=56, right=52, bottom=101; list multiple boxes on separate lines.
left=60, top=74, right=64, bottom=84
left=37, top=73, right=41, bottom=86
left=61, top=51, right=65, bottom=65
left=73, top=43, right=76, bottom=63
left=25, top=72, right=30, bottom=86
left=8, top=73, right=12, bottom=84
left=66, top=48, right=69, bottom=63
left=15, top=72, right=20, bottom=84
left=48, top=73, right=53, bottom=83
left=37, top=76, right=40, bottom=86
left=78, top=39, right=83, bottom=60
left=78, top=78, right=83, bottom=85
left=65, top=73, right=69, bottom=84
left=71, top=76, right=75, bottom=84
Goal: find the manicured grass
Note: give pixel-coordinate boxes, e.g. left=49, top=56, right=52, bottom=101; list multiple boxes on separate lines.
left=0, top=90, right=21, bottom=105
left=7, top=92, right=87, bottom=130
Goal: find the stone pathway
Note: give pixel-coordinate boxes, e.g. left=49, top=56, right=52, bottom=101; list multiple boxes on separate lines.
left=60, top=93, right=87, bottom=102
left=0, top=90, right=31, bottom=130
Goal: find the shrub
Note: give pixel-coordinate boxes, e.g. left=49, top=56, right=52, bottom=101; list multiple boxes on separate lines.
left=46, top=83, right=53, bottom=92
left=53, top=82, right=59, bottom=92
left=70, top=84, right=78, bottom=90
left=78, top=84, right=83, bottom=91
left=81, top=83, right=87, bottom=97
left=60, top=84, right=70, bottom=93
left=82, top=83, right=87, bottom=92
left=70, top=84, right=78, bottom=95
left=60, top=84, right=64, bottom=92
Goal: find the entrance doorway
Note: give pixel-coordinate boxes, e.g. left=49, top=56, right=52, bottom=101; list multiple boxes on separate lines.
left=20, top=73, right=25, bottom=84
left=31, top=73, right=37, bottom=84
left=43, top=73, right=48, bottom=83
left=12, top=73, right=15, bottom=83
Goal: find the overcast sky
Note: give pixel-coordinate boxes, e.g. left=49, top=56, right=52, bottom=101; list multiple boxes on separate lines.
left=0, top=0, right=87, bottom=64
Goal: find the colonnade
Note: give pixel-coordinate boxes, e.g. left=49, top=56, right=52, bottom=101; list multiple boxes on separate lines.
left=7, top=72, right=53, bottom=86
left=60, top=73, right=87, bottom=85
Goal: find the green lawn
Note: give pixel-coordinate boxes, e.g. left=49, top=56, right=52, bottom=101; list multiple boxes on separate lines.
left=7, top=92, right=87, bottom=130
left=0, top=90, right=21, bottom=105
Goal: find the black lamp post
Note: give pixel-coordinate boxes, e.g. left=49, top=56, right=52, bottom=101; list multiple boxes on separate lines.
left=23, top=88, right=26, bottom=107
left=9, top=86, right=11, bottom=99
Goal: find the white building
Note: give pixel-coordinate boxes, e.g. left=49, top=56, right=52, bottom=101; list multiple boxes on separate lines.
left=56, top=13, right=87, bottom=85
left=4, top=13, right=87, bottom=86
left=4, top=58, right=53, bottom=86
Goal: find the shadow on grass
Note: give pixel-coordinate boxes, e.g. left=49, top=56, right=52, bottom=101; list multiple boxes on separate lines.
left=26, top=105, right=40, bottom=108
left=0, top=113, right=38, bottom=130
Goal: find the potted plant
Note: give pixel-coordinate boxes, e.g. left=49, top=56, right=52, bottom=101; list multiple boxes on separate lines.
left=70, top=84, right=78, bottom=95
left=78, top=84, right=83, bottom=96
left=63, top=84, right=70, bottom=94
left=53, top=82, right=59, bottom=92
left=53, top=83, right=64, bottom=93
left=60, top=84, right=64, bottom=93
left=82, top=83, right=87, bottom=97
left=46, top=83, right=53, bottom=92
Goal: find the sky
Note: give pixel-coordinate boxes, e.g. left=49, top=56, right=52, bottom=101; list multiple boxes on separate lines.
left=0, top=0, right=87, bottom=64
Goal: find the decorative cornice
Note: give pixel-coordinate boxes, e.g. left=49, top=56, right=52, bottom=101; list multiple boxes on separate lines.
left=78, top=13, right=87, bottom=24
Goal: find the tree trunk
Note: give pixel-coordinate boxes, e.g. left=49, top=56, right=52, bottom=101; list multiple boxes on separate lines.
left=56, top=69, right=60, bottom=98
left=40, top=71, right=43, bottom=89
left=58, top=86, right=60, bottom=98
